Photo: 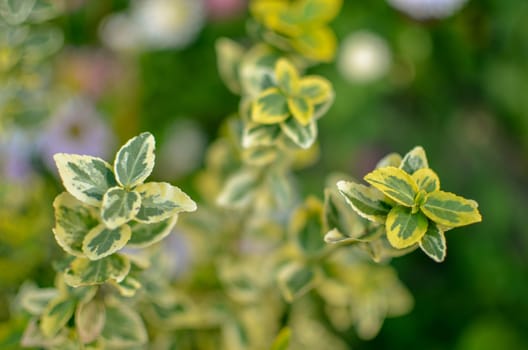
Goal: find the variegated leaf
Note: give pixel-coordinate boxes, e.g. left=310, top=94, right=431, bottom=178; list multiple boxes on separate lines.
left=0, top=0, right=35, bottom=25
left=290, top=197, right=326, bottom=255
left=63, top=254, right=130, bottom=287
left=270, top=327, right=291, bottom=350
left=280, top=117, right=317, bottom=149
left=102, top=298, right=148, bottom=348
left=386, top=206, right=428, bottom=249
left=364, top=167, right=418, bottom=207
left=275, top=58, right=299, bottom=94
left=114, top=132, right=155, bottom=188
left=217, top=169, right=260, bottom=208
left=134, top=182, right=196, bottom=223
left=277, top=262, right=318, bottom=302
left=21, top=318, right=68, bottom=348
left=18, top=284, right=59, bottom=316
left=242, top=122, right=281, bottom=148
left=266, top=169, right=294, bottom=208
left=127, top=215, right=178, bottom=248
left=76, top=298, right=106, bottom=344
left=111, top=275, right=142, bottom=297
left=421, top=191, right=482, bottom=228
left=337, top=181, right=391, bottom=223
left=412, top=168, right=440, bottom=193
left=101, top=187, right=141, bottom=229
left=299, top=76, right=333, bottom=105
left=419, top=223, right=446, bottom=262
left=297, top=0, right=343, bottom=23
left=40, top=297, right=76, bottom=337
left=215, top=37, right=245, bottom=94
left=242, top=146, right=278, bottom=166
left=375, top=153, right=402, bottom=169
left=82, top=223, right=131, bottom=260
left=291, top=26, right=337, bottom=62
left=53, top=192, right=99, bottom=257
left=400, top=146, right=428, bottom=175
left=252, top=87, right=290, bottom=124
left=239, top=44, right=279, bottom=97
left=54, top=154, right=117, bottom=206
left=288, top=96, right=313, bottom=126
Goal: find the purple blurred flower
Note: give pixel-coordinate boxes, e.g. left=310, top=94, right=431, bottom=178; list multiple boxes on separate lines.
left=162, top=230, right=191, bottom=279
left=0, top=131, right=34, bottom=181
left=38, top=97, right=115, bottom=172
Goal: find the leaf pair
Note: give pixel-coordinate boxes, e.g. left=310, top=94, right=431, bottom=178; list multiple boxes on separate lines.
left=337, top=146, right=481, bottom=262
left=250, top=0, right=342, bottom=62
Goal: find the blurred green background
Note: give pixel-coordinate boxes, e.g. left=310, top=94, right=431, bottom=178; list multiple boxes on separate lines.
left=2, top=0, right=528, bottom=349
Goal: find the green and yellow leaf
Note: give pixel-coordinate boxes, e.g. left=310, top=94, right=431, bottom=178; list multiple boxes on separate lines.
left=277, top=262, right=318, bottom=302
left=242, top=145, right=279, bottom=166
left=385, top=206, right=428, bottom=249
left=215, top=37, right=245, bottom=94
left=412, top=168, right=440, bottom=193
left=18, top=284, right=59, bottom=316
left=21, top=318, right=68, bottom=348
left=364, top=167, right=418, bottom=207
left=419, top=223, right=446, bottom=262
left=76, top=298, right=106, bottom=344
left=400, top=146, right=428, bottom=175
left=111, top=275, right=142, bottom=297
left=40, top=297, right=76, bottom=337
left=291, top=26, right=337, bottom=62
left=54, top=154, right=117, bottom=206
left=101, top=298, right=148, bottom=348
left=294, top=0, right=343, bottom=23
left=101, top=187, right=141, bottom=229
left=299, top=76, right=333, bottom=105
left=290, top=197, right=326, bottom=255
left=82, top=223, right=132, bottom=260
left=134, top=182, right=196, bottom=224
left=288, top=96, right=313, bottom=126
left=250, top=0, right=292, bottom=34
left=63, top=254, right=130, bottom=287
left=239, top=45, right=279, bottom=97
left=53, top=192, right=99, bottom=257
left=280, top=117, right=317, bottom=149
left=270, top=327, right=291, bottom=350
left=275, top=58, right=299, bottom=94
left=242, top=122, right=282, bottom=148
left=217, top=169, right=260, bottom=208
left=421, top=191, right=482, bottom=227
left=252, top=87, right=290, bottom=124
left=337, top=180, right=391, bottom=223
left=127, top=215, right=178, bottom=248
left=376, top=153, right=402, bottom=169
left=114, top=132, right=156, bottom=188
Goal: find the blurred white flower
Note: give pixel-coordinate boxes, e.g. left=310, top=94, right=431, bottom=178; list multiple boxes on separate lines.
left=338, top=31, right=392, bottom=83
left=100, top=0, right=205, bottom=51
left=387, top=0, right=469, bottom=20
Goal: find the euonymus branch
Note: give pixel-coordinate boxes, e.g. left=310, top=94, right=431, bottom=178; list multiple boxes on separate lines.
left=16, top=0, right=481, bottom=349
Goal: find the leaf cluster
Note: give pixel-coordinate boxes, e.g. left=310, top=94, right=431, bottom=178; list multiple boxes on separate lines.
left=336, top=147, right=482, bottom=262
